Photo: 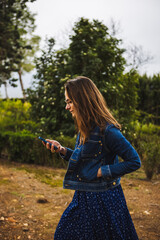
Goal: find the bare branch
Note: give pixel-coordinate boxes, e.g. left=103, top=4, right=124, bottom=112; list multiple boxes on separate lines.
left=125, top=44, right=153, bottom=70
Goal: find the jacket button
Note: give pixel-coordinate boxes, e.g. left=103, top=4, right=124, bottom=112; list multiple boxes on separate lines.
left=100, top=143, right=103, bottom=146
left=79, top=178, right=81, bottom=181
left=95, top=154, right=97, bottom=157
left=77, top=175, right=79, bottom=178
left=99, top=152, right=101, bottom=154
left=113, top=182, right=116, bottom=186
left=99, top=141, right=101, bottom=143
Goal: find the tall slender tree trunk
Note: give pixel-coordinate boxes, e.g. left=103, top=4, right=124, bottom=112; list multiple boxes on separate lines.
left=4, top=82, right=9, bottom=99
left=18, top=69, right=26, bottom=99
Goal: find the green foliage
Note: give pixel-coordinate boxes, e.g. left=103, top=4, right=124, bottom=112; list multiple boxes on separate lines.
left=27, top=38, right=75, bottom=136
left=134, top=121, right=160, bottom=135
left=69, top=18, right=126, bottom=89
left=137, top=73, right=160, bottom=125
left=0, top=98, right=76, bottom=168
left=133, top=122, right=160, bottom=180
left=0, top=130, right=54, bottom=165
left=0, top=0, right=39, bottom=93
left=27, top=18, right=139, bottom=136
left=114, top=70, right=139, bottom=128
left=0, top=131, right=75, bottom=168
left=0, top=99, right=39, bottom=132
left=0, top=131, right=7, bottom=157
left=4, top=131, right=37, bottom=163
left=136, top=133, right=160, bottom=180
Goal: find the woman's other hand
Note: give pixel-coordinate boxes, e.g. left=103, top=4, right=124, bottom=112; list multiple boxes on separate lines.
left=97, top=168, right=102, bottom=178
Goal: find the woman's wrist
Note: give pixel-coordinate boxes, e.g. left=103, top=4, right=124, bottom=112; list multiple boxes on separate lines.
left=60, top=147, right=67, bottom=156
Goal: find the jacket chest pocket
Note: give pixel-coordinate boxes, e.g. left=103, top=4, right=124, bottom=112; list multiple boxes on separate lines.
left=81, top=140, right=103, bottom=159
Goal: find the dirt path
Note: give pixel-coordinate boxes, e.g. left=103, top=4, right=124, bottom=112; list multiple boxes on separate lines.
left=0, top=159, right=159, bottom=240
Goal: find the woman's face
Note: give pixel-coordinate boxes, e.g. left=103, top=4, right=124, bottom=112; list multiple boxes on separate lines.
left=65, top=90, right=76, bottom=117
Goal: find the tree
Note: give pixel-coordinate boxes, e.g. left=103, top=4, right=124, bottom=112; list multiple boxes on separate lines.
left=27, top=38, right=74, bottom=136
left=27, top=18, right=139, bottom=136
left=16, top=34, right=40, bottom=99
left=138, top=73, right=160, bottom=125
left=68, top=18, right=126, bottom=103
left=0, top=0, right=39, bottom=98
left=125, top=44, right=153, bottom=71
left=67, top=18, right=139, bottom=126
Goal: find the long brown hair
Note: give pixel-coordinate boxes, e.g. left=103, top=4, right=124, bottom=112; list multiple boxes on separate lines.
left=65, top=76, right=121, bottom=144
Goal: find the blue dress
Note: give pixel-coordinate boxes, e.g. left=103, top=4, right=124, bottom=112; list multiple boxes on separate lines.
left=54, top=185, right=139, bottom=240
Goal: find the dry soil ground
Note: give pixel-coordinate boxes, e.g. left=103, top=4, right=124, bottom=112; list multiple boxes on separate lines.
left=0, top=158, right=159, bottom=240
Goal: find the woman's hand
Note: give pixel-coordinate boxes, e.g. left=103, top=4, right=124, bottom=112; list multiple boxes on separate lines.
left=42, top=139, right=67, bottom=155
left=97, top=168, right=102, bottom=178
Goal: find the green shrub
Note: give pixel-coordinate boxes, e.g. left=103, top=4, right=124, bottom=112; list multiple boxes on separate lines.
left=0, top=99, right=40, bottom=133
left=0, top=130, right=37, bottom=163
left=137, top=133, right=160, bottom=179
left=0, top=132, right=8, bottom=157
left=0, top=130, right=76, bottom=168
left=134, top=121, right=160, bottom=135
left=133, top=122, right=160, bottom=180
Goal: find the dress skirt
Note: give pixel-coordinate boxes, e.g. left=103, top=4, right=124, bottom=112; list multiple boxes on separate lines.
left=54, top=185, right=139, bottom=240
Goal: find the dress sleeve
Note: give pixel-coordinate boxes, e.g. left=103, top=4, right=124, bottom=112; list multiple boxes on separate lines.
left=101, top=125, right=141, bottom=179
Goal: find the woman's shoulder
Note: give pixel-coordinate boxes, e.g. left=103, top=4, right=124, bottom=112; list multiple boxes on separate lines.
left=90, top=123, right=121, bottom=136
left=105, top=122, right=119, bottom=130
left=104, top=123, right=122, bottom=137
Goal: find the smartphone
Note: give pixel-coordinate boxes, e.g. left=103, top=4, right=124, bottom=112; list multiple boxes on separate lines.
left=38, top=136, right=58, bottom=150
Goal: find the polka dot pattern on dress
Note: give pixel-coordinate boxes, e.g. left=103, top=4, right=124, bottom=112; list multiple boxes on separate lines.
left=54, top=185, right=139, bottom=240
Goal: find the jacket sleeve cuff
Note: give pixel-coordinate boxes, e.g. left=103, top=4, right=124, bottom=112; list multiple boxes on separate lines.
left=59, top=147, right=73, bottom=161
left=101, top=165, right=112, bottom=179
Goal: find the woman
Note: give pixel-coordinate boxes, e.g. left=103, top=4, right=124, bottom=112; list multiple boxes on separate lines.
left=44, top=76, right=141, bottom=240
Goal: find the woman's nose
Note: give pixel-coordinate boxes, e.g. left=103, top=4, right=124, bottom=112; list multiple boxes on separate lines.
left=65, top=104, right=70, bottom=110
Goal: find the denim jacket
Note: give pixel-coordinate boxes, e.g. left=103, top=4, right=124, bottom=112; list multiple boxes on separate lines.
left=61, top=123, right=141, bottom=192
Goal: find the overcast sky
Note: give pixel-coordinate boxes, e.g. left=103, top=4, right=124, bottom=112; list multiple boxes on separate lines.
left=1, top=0, right=160, bottom=98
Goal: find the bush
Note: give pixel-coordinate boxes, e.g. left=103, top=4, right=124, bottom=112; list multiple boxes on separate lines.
left=0, top=132, right=8, bottom=157
left=0, top=99, right=40, bottom=133
left=137, top=133, right=160, bottom=180
left=133, top=122, right=160, bottom=179
left=0, top=98, right=76, bottom=167
left=134, top=121, right=160, bottom=135
left=0, top=131, right=76, bottom=168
